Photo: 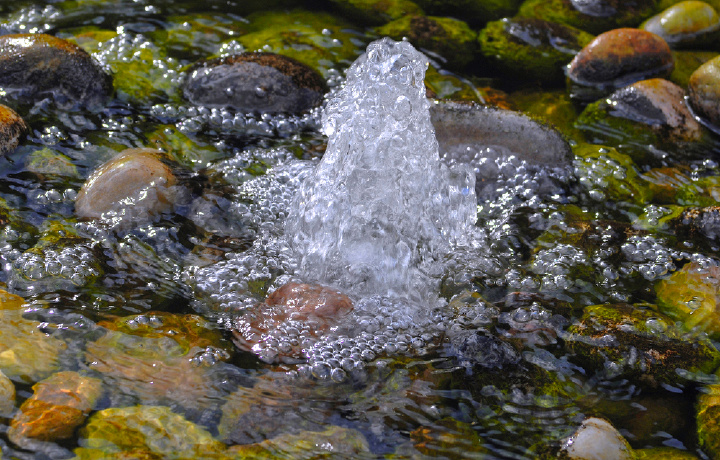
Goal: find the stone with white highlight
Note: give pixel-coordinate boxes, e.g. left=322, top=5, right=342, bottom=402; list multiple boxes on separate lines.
left=562, top=417, right=633, bottom=460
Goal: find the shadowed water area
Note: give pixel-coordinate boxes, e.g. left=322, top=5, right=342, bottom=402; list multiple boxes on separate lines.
left=1, top=0, right=720, bottom=459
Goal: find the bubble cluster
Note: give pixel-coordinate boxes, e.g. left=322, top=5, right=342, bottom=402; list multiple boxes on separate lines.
left=574, top=154, right=630, bottom=201
left=10, top=244, right=101, bottom=294
left=0, top=4, right=59, bottom=34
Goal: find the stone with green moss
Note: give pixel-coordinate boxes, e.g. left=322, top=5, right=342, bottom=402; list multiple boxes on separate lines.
left=328, top=0, right=424, bottom=25
left=656, top=261, right=720, bottom=339
left=510, top=89, right=583, bottom=140
left=234, top=9, right=364, bottom=77
left=634, top=447, right=700, bottom=459
left=642, top=1, right=720, bottom=48
left=517, top=0, right=658, bottom=34
left=573, top=144, right=654, bottom=205
left=152, top=14, right=247, bottom=59
left=670, top=50, right=718, bottom=88
left=0, top=289, right=66, bottom=384
left=633, top=204, right=685, bottom=232
left=697, top=383, right=720, bottom=459
left=377, top=15, right=477, bottom=70
left=414, top=0, right=523, bottom=26
left=424, top=65, right=484, bottom=102
left=25, top=147, right=79, bottom=180
left=75, top=405, right=227, bottom=459
left=564, top=303, right=720, bottom=387
left=146, top=125, right=225, bottom=170
left=479, top=18, right=594, bottom=84
left=676, top=175, right=720, bottom=206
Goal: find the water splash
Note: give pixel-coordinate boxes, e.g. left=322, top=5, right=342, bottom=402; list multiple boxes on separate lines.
left=286, top=38, right=477, bottom=304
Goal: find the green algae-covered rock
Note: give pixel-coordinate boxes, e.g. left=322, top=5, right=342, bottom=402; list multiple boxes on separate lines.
left=518, top=0, right=658, bottom=34
left=634, top=447, right=700, bottom=459
left=75, top=405, right=227, bottom=459
left=234, top=9, right=364, bottom=77
left=329, top=0, right=424, bottom=25
left=656, top=262, right=720, bottom=338
left=643, top=165, right=693, bottom=204
left=85, top=312, right=232, bottom=413
left=0, top=290, right=66, bottom=384
left=409, top=418, right=491, bottom=458
left=697, top=384, right=720, bottom=459
left=676, top=175, right=720, bottom=206
left=376, top=15, right=477, bottom=70
left=424, top=65, right=485, bottom=103
left=510, top=89, right=583, bottom=140
left=633, top=204, right=686, bottom=232
left=414, top=0, right=523, bottom=26
left=227, top=425, right=371, bottom=459
left=153, top=13, right=247, bottom=58
left=25, top=147, right=80, bottom=180
left=688, top=54, right=720, bottom=130
left=670, top=50, right=718, bottom=88
left=8, top=371, right=103, bottom=444
left=479, top=18, right=594, bottom=84
left=573, top=144, right=654, bottom=205
left=642, top=1, right=720, bottom=48
left=564, top=303, right=720, bottom=387
left=146, top=125, right=226, bottom=170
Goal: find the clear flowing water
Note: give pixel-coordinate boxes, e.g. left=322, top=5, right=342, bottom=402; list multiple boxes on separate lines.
left=0, top=1, right=714, bottom=459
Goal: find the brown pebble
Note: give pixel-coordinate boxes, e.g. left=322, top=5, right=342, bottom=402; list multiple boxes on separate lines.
left=0, top=104, right=28, bottom=155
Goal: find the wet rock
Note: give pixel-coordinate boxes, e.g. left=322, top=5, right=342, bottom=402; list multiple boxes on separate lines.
left=25, top=147, right=79, bottom=180
left=510, top=89, right=582, bottom=139
left=575, top=78, right=705, bottom=162
left=376, top=15, right=477, bottom=70
left=233, top=9, right=362, bottom=76
left=564, top=303, right=720, bottom=387
left=642, top=1, right=720, bottom=48
left=567, top=29, right=674, bottom=101
left=0, top=289, right=66, bottom=384
left=0, top=33, right=112, bottom=109
left=424, top=64, right=488, bottom=103
left=8, top=371, right=102, bottom=444
left=656, top=262, right=720, bottom=339
left=409, top=418, right=490, bottom=458
left=153, top=13, right=248, bottom=58
left=697, top=384, right=720, bottom=460
left=479, top=18, right=595, bottom=84
left=8, top=218, right=103, bottom=296
left=665, top=206, right=720, bottom=241
left=84, top=312, right=234, bottom=415
left=518, top=0, right=657, bottom=34
left=75, top=405, right=227, bottom=459
left=447, top=330, right=520, bottom=371
left=688, top=54, right=720, bottom=129
left=228, top=425, right=370, bottom=458
left=670, top=50, right=717, bottom=87
left=0, top=369, right=15, bottom=416
left=561, top=417, right=633, bottom=460
left=75, top=148, right=180, bottom=222
left=642, top=165, right=693, bottom=204
left=146, top=124, right=225, bottom=170
left=231, top=282, right=354, bottom=363
left=414, top=0, right=523, bottom=26
left=676, top=175, right=720, bottom=206
left=328, top=0, right=424, bottom=25
left=634, top=447, right=701, bottom=459
left=0, top=104, right=28, bottom=155
left=183, top=52, right=327, bottom=114
left=430, top=101, right=573, bottom=196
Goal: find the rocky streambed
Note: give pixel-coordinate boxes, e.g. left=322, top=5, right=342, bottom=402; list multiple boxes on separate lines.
left=0, top=0, right=720, bottom=459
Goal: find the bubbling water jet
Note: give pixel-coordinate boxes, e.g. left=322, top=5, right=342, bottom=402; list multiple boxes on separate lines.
left=285, top=38, right=477, bottom=305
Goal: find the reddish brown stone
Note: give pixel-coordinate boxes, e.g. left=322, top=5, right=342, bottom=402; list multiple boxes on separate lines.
left=568, top=28, right=674, bottom=87
left=266, top=282, right=353, bottom=321
left=0, top=104, right=28, bottom=155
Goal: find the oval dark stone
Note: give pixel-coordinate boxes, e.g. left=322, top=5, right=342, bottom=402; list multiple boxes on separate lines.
left=0, top=34, right=112, bottom=109
left=183, top=52, right=328, bottom=114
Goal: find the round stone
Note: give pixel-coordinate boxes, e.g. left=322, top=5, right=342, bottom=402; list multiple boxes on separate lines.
left=688, top=54, right=720, bottom=128
left=0, top=34, right=112, bottom=109
left=75, top=148, right=178, bottom=221
left=0, top=104, right=28, bottom=155
left=642, top=1, right=720, bottom=47
left=183, top=52, right=327, bottom=113
left=562, top=417, right=633, bottom=460
left=567, top=28, right=674, bottom=89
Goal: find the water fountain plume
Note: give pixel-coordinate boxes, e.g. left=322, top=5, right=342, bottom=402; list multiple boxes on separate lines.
left=286, top=38, right=477, bottom=304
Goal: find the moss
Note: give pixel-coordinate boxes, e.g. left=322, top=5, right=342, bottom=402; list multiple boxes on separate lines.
left=670, top=50, right=718, bottom=88
left=377, top=15, right=477, bottom=70
left=510, top=89, right=583, bottom=140
left=152, top=13, right=248, bottom=58
left=328, top=0, right=424, bottom=25
left=517, top=0, right=658, bottom=34
left=25, top=147, right=79, bottom=180
left=697, top=385, right=720, bottom=460
left=479, top=18, right=594, bottom=85
left=676, top=175, right=720, bottom=206
left=633, top=204, right=686, bottom=232
left=634, top=447, right=700, bottom=459
left=145, top=125, right=225, bottom=170
left=424, top=65, right=484, bottom=102
left=414, top=0, right=524, bottom=26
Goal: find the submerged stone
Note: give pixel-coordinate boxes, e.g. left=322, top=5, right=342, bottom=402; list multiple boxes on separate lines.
left=376, top=15, right=477, bottom=70
left=183, top=52, right=327, bottom=113
left=567, top=29, right=674, bottom=100
left=518, top=0, right=658, bottom=34
left=0, top=104, right=28, bottom=156
left=478, top=18, right=595, bottom=84
left=0, top=369, right=15, bottom=416
left=697, top=384, right=720, bottom=460
left=634, top=447, right=700, bottom=459
left=447, top=330, right=520, bottom=371
left=75, top=148, right=180, bottom=222
left=25, top=147, right=79, bottom=180
left=564, top=303, right=720, bottom=387
left=670, top=50, right=718, bottom=88
left=655, top=262, right=720, bottom=339
left=642, top=1, right=720, bottom=48
left=0, top=289, right=66, bottom=384
left=76, top=405, right=227, bottom=458
left=231, top=282, right=353, bottom=363
left=413, top=0, right=524, bottom=26
left=328, top=0, right=424, bottom=25
left=561, top=417, right=633, bottom=460
left=0, top=33, right=112, bottom=109
left=8, top=371, right=102, bottom=444
left=228, top=425, right=370, bottom=458
left=688, top=55, right=720, bottom=130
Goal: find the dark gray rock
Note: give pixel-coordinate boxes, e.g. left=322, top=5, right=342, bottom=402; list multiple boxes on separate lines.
left=448, top=330, right=520, bottom=371
left=183, top=53, right=327, bottom=114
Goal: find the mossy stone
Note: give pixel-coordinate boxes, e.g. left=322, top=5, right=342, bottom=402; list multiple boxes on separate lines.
left=697, top=384, right=720, bottom=459
left=414, top=0, right=524, bottom=26
left=25, top=147, right=80, bottom=179
left=510, top=89, right=583, bottom=140
left=642, top=1, right=720, bottom=48
left=328, top=0, right=425, bottom=26
left=676, top=175, right=720, bottom=206
left=670, top=50, right=718, bottom=87
left=227, top=426, right=371, bottom=459
left=424, top=65, right=485, bottom=103
left=377, top=15, right=477, bottom=70
left=634, top=447, right=700, bottom=459
left=479, top=18, right=594, bottom=84
left=146, top=125, right=225, bottom=170
left=688, top=54, right=720, bottom=129
left=518, top=0, right=658, bottom=34
left=153, top=13, right=247, bottom=58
